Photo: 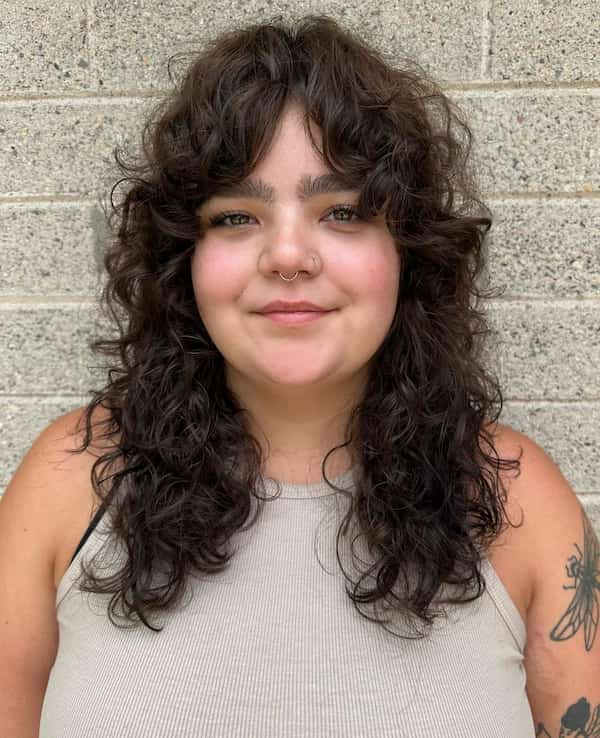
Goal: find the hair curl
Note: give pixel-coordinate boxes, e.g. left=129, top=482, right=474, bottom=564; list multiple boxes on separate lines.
left=68, top=14, right=522, bottom=636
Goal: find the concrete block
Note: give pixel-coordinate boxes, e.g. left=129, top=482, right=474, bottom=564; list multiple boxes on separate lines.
left=456, top=91, right=599, bottom=194
left=486, top=301, right=599, bottom=399
left=0, top=98, right=154, bottom=197
left=0, top=203, right=106, bottom=296
left=88, top=0, right=485, bottom=93
left=0, top=304, right=97, bottom=393
left=482, top=198, right=600, bottom=298
left=374, top=0, right=485, bottom=81
left=0, top=1, right=91, bottom=95
left=491, top=1, right=599, bottom=82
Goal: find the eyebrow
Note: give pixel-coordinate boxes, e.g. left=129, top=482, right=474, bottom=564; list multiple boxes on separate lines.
left=208, top=173, right=360, bottom=206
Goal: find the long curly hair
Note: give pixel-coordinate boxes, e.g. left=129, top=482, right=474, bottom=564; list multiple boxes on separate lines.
left=69, top=14, right=522, bottom=636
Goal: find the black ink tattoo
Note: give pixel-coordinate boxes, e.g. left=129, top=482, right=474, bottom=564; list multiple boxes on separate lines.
left=535, top=697, right=600, bottom=737
left=549, top=508, right=600, bottom=652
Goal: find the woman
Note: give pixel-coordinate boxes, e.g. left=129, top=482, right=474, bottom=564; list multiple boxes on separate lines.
left=0, top=14, right=597, bottom=738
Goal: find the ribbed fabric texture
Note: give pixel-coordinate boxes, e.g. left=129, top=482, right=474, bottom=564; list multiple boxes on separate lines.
left=39, top=468, right=536, bottom=737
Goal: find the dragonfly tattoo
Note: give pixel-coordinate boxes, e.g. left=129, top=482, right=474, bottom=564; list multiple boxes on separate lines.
left=549, top=509, right=600, bottom=652
left=535, top=697, right=600, bottom=737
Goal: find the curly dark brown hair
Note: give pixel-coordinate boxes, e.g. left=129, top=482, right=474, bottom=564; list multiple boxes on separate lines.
left=68, top=13, right=522, bottom=636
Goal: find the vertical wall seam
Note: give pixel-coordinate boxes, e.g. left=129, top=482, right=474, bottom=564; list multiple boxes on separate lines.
left=481, top=0, right=494, bottom=80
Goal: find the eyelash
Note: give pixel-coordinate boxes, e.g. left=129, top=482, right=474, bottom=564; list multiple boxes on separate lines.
left=207, top=205, right=361, bottom=228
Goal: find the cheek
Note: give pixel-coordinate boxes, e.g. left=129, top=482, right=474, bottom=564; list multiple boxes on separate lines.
left=191, top=245, right=246, bottom=307
left=359, top=247, right=401, bottom=310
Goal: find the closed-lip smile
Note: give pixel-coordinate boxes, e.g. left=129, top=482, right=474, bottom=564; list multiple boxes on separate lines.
left=257, top=300, right=330, bottom=314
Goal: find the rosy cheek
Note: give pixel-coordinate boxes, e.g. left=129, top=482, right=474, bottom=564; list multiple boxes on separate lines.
left=193, top=247, right=245, bottom=303
left=370, top=255, right=400, bottom=311
left=364, top=253, right=398, bottom=294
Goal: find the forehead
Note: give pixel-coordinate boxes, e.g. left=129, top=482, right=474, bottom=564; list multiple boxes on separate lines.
left=208, top=172, right=361, bottom=206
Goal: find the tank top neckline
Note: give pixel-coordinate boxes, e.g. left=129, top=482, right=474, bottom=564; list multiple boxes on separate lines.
left=261, top=465, right=357, bottom=499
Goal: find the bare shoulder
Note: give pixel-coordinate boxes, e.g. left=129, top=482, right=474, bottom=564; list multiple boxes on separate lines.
left=482, top=422, right=600, bottom=729
left=4, top=404, right=121, bottom=590
left=475, top=421, right=559, bottom=625
left=481, top=421, right=590, bottom=625
left=46, top=404, right=123, bottom=589
left=0, top=403, right=121, bottom=724
left=483, top=419, right=584, bottom=543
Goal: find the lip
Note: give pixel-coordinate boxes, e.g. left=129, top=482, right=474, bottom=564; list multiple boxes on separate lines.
left=257, top=300, right=329, bottom=314
left=260, top=311, right=331, bottom=325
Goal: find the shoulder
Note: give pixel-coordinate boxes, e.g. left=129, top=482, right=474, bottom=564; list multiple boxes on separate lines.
left=484, top=421, right=587, bottom=557
left=475, top=421, right=585, bottom=621
left=3, top=404, right=121, bottom=589
left=0, top=403, right=120, bottom=702
left=3, top=404, right=109, bottom=514
left=48, top=404, right=123, bottom=585
left=482, top=420, right=588, bottom=590
left=480, top=420, right=578, bottom=516
left=23, top=403, right=118, bottom=512
left=484, top=422, right=600, bottom=727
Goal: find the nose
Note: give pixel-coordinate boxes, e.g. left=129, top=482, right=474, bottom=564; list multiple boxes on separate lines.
left=258, top=217, right=321, bottom=280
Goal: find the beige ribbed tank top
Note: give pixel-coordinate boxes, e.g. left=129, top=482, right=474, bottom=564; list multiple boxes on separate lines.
left=39, top=467, right=536, bottom=737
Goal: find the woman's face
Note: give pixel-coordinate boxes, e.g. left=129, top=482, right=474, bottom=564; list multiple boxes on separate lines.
left=191, top=105, right=400, bottom=402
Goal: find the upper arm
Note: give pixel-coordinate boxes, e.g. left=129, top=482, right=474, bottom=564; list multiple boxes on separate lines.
left=514, top=433, right=600, bottom=736
left=0, top=408, right=95, bottom=734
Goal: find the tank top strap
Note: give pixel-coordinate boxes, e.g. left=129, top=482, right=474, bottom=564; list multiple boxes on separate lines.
left=480, top=556, right=527, bottom=653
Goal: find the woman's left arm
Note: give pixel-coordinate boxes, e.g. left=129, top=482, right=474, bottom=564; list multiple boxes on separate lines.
left=515, top=434, right=600, bottom=737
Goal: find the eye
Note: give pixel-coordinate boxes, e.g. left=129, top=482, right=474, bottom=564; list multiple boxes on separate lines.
left=324, top=205, right=361, bottom=223
left=208, top=210, right=255, bottom=227
left=206, top=204, right=362, bottom=228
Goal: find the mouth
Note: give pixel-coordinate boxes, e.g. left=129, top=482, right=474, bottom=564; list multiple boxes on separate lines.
left=258, top=310, right=333, bottom=325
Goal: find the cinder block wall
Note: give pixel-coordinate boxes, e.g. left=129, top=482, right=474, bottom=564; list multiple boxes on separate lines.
left=1, top=3, right=598, bottom=530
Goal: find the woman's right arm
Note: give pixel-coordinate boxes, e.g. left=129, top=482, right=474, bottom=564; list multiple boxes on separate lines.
left=0, top=413, right=85, bottom=738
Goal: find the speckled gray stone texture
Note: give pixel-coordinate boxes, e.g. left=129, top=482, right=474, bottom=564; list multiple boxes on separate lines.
left=87, top=0, right=485, bottom=92
left=457, top=91, right=599, bottom=194
left=0, top=304, right=107, bottom=393
left=0, top=203, right=102, bottom=295
left=483, top=199, right=600, bottom=298
left=0, top=2, right=91, bottom=95
left=487, top=301, right=600, bottom=399
left=490, top=1, right=600, bottom=82
left=0, top=99, right=154, bottom=197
